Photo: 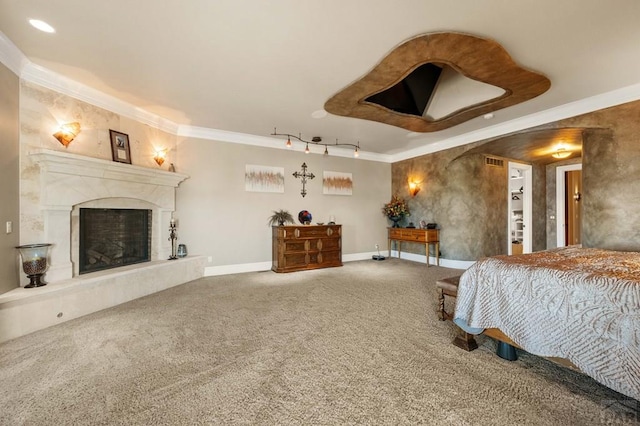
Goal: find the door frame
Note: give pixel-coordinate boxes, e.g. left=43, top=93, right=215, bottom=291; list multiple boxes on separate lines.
left=556, top=163, right=582, bottom=247
left=508, top=162, right=532, bottom=254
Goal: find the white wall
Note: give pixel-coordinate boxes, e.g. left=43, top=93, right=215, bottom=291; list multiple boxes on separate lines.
left=176, top=137, right=392, bottom=271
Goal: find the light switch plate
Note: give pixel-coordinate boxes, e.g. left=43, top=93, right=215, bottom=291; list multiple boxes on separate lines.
left=5, top=221, right=12, bottom=234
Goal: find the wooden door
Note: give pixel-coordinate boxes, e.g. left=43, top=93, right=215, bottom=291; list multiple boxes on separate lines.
left=565, top=170, right=582, bottom=245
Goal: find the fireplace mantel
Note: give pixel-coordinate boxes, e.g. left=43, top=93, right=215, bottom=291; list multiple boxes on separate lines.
left=27, top=149, right=189, bottom=283
left=30, top=149, right=188, bottom=188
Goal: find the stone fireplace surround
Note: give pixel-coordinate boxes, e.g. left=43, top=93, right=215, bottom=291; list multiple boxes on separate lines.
left=0, top=149, right=205, bottom=343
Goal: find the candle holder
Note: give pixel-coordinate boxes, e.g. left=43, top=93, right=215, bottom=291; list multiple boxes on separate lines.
left=16, top=243, right=52, bottom=288
left=168, top=219, right=178, bottom=260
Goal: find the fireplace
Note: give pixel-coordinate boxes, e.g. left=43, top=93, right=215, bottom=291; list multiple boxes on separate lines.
left=28, top=149, right=189, bottom=283
left=79, top=208, right=152, bottom=274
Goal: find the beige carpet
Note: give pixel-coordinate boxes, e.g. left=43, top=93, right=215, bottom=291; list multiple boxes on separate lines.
left=0, top=259, right=638, bottom=425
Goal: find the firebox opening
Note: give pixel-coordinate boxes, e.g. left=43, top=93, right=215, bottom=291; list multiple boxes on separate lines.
left=79, top=208, right=152, bottom=274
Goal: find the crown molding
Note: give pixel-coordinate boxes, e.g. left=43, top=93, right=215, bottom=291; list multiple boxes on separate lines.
left=21, top=62, right=181, bottom=135
left=0, top=31, right=28, bottom=76
left=391, top=82, right=640, bottom=162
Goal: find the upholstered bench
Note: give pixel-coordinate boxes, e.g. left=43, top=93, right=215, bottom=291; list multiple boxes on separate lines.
left=436, top=276, right=478, bottom=351
left=436, top=275, right=518, bottom=360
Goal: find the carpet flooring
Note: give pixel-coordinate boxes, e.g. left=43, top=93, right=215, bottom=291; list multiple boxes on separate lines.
left=0, top=259, right=638, bottom=425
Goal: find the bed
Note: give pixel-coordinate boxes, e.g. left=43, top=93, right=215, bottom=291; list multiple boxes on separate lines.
left=453, top=246, right=640, bottom=401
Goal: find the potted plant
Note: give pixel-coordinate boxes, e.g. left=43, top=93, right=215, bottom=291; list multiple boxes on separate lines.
left=268, top=209, right=295, bottom=226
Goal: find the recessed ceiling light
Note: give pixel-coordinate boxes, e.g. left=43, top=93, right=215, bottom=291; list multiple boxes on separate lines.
left=29, top=19, right=55, bottom=33
left=483, top=113, right=494, bottom=120
left=311, top=109, right=327, bottom=119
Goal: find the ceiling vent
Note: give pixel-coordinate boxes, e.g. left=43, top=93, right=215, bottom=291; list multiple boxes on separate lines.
left=485, top=156, right=505, bottom=168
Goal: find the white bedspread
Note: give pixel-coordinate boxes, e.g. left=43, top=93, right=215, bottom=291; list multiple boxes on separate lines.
left=454, top=246, right=640, bottom=400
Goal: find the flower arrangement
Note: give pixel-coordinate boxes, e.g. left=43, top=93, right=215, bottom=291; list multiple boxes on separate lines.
left=382, top=195, right=410, bottom=218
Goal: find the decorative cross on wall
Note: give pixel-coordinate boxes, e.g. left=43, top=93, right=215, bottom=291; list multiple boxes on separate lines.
left=292, top=162, right=315, bottom=197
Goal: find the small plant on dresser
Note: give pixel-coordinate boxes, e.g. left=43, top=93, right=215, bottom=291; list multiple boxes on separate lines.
left=267, top=209, right=295, bottom=226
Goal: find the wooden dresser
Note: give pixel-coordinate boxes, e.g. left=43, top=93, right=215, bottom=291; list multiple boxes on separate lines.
left=388, top=227, right=440, bottom=267
left=272, top=225, right=342, bottom=273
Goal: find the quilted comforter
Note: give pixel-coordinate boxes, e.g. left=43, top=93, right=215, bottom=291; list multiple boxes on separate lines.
left=454, top=246, right=640, bottom=400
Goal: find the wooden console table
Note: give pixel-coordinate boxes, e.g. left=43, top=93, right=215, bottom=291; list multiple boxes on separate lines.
left=388, top=228, right=439, bottom=267
left=272, top=225, right=342, bottom=272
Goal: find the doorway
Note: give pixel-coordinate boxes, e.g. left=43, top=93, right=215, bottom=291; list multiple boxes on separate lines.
left=508, top=162, right=532, bottom=254
left=556, top=164, right=583, bottom=247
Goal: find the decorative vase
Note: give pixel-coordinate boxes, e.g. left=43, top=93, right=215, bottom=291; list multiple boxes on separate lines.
left=16, top=243, right=52, bottom=288
left=298, top=210, right=312, bottom=225
left=389, top=216, right=402, bottom=228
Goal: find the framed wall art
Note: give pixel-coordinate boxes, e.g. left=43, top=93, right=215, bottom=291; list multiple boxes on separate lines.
left=245, top=165, right=285, bottom=193
left=109, top=130, right=131, bottom=164
left=323, top=171, right=353, bottom=195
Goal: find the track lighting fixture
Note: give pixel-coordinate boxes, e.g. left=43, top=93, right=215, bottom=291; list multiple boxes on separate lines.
left=271, top=128, right=362, bottom=158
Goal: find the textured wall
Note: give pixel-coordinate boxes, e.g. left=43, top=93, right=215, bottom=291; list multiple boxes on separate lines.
left=393, top=99, right=640, bottom=261
left=392, top=147, right=509, bottom=261
left=531, top=163, right=547, bottom=252
left=0, top=63, right=20, bottom=294
left=556, top=103, right=639, bottom=250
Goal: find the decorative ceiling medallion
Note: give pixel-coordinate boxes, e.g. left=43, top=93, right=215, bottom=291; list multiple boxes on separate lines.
left=324, top=32, right=550, bottom=132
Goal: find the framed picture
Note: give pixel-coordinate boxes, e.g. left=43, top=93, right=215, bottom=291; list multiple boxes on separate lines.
left=323, top=171, right=353, bottom=195
left=109, top=130, right=131, bottom=164
left=245, top=164, right=285, bottom=193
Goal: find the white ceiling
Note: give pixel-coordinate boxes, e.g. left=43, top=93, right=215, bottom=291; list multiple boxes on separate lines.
left=1, top=0, right=640, bottom=160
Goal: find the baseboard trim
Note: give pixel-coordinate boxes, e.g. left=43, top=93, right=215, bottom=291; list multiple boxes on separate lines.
left=203, top=252, right=475, bottom=277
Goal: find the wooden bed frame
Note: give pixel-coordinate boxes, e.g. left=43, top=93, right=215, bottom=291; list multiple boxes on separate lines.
left=437, top=276, right=579, bottom=370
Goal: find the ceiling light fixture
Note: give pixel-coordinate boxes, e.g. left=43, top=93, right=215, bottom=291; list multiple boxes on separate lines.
left=29, top=19, right=55, bottom=33
left=271, top=128, right=362, bottom=158
left=552, top=147, right=571, bottom=159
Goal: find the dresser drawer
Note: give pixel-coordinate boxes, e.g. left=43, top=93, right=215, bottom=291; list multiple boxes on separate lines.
left=388, top=228, right=438, bottom=242
left=399, top=230, right=426, bottom=242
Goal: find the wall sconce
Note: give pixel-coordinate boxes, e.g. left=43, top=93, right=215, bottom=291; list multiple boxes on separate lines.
left=408, top=180, right=421, bottom=197
left=552, top=147, right=571, bottom=159
left=52, top=122, right=81, bottom=147
left=154, top=148, right=167, bottom=166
